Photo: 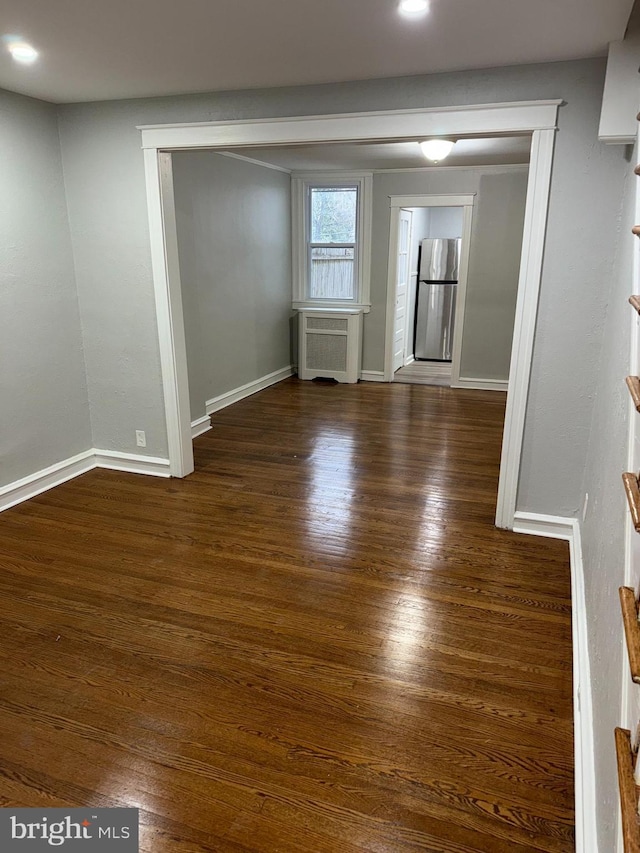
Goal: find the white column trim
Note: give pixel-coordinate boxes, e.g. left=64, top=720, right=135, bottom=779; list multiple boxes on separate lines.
left=143, top=149, right=194, bottom=478
left=495, top=128, right=556, bottom=528
left=449, top=203, right=475, bottom=387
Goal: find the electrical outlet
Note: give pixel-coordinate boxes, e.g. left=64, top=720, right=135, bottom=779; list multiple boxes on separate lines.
left=136, top=430, right=146, bottom=448
left=582, top=492, right=589, bottom=522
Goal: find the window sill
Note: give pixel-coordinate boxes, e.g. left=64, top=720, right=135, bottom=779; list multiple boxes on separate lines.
left=292, top=301, right=371, bottom=313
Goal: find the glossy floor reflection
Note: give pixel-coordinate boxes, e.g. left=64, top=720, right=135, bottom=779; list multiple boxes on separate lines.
left=0, top=378, right=573, bottom=852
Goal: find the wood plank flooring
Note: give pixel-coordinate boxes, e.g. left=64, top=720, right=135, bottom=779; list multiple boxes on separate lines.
left=0, top=378, right=573, bottom=852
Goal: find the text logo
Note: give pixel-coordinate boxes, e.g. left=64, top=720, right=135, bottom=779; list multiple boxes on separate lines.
left=0, top=809, right=138, bottom=851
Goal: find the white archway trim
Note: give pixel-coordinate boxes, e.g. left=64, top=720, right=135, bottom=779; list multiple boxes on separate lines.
left=138, top=101, right=561, bottom=150
left=143, top=150, right=194, bottom=477
left=495, top=128, right=556, bottom=527
left=140, top=102, right=559, bottom=529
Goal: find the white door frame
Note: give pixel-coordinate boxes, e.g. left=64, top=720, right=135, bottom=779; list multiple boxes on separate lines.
left=384, top=194, right=475, bottom=386
left=393, top=207, right=413, bottom=372
left=138, top=101, right=559, bottom=529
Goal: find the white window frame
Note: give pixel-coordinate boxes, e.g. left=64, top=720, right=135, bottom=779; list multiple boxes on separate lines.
left=292, top=172, right=372, bottom=312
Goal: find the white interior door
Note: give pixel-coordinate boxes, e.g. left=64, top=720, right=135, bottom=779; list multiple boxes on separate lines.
left=393, top=209, right=412, bottom=372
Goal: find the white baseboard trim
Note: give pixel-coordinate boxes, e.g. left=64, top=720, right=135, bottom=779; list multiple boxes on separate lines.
left=206, top=366, right=294, bottom=414
left=0, top=450, right=96, bottom=513
left=360, top=370, right=387, bottom=382
left=0, top=447, right=172, bottom=513
left=191, top=415, right=212, bottom=439
left=452, top=377, right=509, bottom=392
left=513, top=511, right=597, bottom=853
left=94, top=450, right=171, bottom=478
left=512, top=511, right=575, bottom=540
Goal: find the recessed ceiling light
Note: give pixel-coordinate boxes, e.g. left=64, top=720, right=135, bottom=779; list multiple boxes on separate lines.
left=420, top=139, right=456, bottom=163
left=399, top=0, right=429, bottom=17
left=8, top=42, right=38, bottom=64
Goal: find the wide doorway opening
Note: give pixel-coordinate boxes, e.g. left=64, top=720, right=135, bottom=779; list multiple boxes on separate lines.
left=141, top=102, right=558, bottom=529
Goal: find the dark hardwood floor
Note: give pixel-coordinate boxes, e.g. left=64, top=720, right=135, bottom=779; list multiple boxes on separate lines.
left=0, top=378, right=573, bottom=852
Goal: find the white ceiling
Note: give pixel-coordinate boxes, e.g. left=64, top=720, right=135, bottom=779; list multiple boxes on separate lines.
left=0, top=0, right=634, bottom=104
left=223, top=136, right=532, bottom=172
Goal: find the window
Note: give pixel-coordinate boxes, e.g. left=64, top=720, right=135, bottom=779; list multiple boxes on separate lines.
left=309, top=186, right=357, bottom=300
left=292, top=173, right=372, bottom=310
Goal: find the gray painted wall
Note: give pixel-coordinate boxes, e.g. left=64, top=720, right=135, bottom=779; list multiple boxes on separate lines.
left=461, top=171, right=528, bottom=381
left=172, top=152, right=292, bottom=421
left=409, top=207, right=431, bottom=273
left=0, top=89, right=90, bottom=487
left=427, top=206, right=463, bottom=238
left=370, top=167, right=528, bottom=382
left=579, top=144, right=636, bottom=853
left=55, top=58, right=627, bottom=515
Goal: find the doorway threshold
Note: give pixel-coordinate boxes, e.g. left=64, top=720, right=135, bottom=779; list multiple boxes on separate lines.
left=394, top=360, right=452, bottom=386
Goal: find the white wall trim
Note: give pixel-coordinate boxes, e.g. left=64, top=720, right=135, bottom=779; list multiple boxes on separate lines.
left=191, top=415, right=212, bottom=439
left=452, top=377, right=508, bottom=392
left=293, top=301, right=371, bottom=313
left=449, top=204, right=475, bottom=388
left=360, top=370, right=386, bottom=382
left=512, top=511, right=575, bottom=540
left=389, top=193, right=476, bottom=209
left=0, top=450, right=96, bottom=513
left=138, top=101, right=562, bottom=149
left=216, top=150, right=292, bottom=174
left=513, top=512, right=597, bottom=853
left=206, top=366, right=293, bottom=414
left=144, top=150, right=194, bottom=478
left=0, top=448, right=171, bottom=513
left=495, top=128, right=557, bottom=529
left=94, top=450, right=171, bottom=478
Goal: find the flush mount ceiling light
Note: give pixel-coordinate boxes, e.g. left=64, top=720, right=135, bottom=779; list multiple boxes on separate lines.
left=419, top=139, right=456, bottom=163
left=398, top=0, right=429, bottom=17
left=8, top=41, right=38, bottom=64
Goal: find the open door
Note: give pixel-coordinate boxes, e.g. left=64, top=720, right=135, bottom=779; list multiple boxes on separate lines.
left=393, top=209, right=412, bottom=373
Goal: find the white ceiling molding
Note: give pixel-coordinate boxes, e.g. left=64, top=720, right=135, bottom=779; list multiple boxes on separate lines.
left=215, top=151, right=292, bottom=174
left=374, top=164, right=530, bottom=174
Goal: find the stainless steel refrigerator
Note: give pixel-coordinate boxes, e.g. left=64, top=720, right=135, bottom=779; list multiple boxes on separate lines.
left=415, top=238, right=461, bottom=361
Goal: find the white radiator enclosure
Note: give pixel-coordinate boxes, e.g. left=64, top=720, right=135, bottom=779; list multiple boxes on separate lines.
left=298, top=307, right=364, bottom=383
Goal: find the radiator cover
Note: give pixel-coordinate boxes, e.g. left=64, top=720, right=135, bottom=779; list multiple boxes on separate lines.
left=298, top=308, right=364, bottom=383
